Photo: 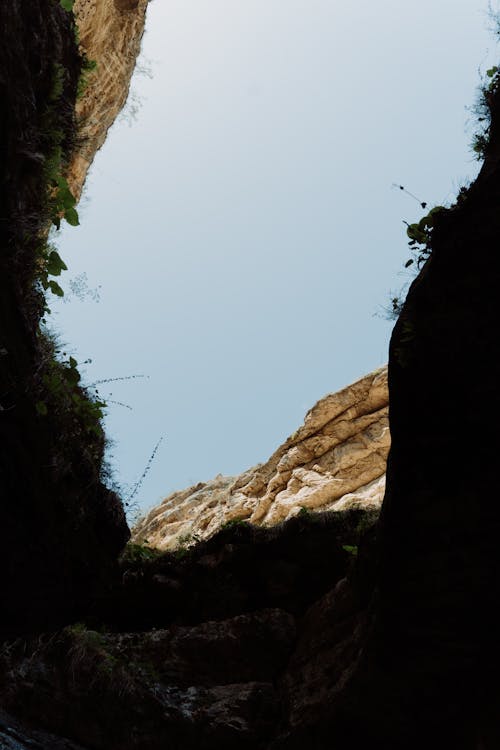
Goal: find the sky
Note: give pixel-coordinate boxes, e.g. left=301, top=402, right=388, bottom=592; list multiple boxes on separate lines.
left=51, top=0, right=498, bottom=518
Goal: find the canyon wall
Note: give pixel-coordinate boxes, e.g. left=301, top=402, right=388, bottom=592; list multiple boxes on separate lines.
left=133, top=367, right=389, bottom=549
left=4, top=3, right=500, bottom=747
left=69, top=0, right=149, bottom=198
left=0, top=0, right=149, bottom=635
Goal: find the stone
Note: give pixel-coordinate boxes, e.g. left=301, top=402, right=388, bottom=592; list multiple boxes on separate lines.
left=133, top=367, right=389, bottom=549
left=68, top=0, right=149, bottom=199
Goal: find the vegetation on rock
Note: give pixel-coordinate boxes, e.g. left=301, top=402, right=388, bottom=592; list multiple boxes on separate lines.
left=3, top=1, right=500, bottom=748
left=0, top=0, right=129, bottom=636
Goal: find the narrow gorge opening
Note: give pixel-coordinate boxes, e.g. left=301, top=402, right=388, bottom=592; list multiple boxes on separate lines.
left=48, top=1, right=494, bottom=525
left=3, top=2, right=500, bottom=748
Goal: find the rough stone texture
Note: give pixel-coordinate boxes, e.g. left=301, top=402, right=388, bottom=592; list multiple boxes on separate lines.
left=5, top=0, right=500, bottom=746
left=0, top=613, right=292, bottom=750
left=0, top=710, right=89, bottom=750
left=68, top=0, right=149, bottom=198
left=133, top=367, right=389, bottom=549
left=0, top=510, right=377, bottom=750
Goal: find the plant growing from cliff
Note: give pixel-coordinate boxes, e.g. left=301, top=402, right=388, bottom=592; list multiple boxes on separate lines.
left=124, top=436, right=164, bottom=508
left=120, top=542, right=162, bottom=565
left=471, top=64, right=500, bottom=159
left=43, top=64, right=79, bottom=226
left=77, top=55, right=98, bottom=100
left=34, top=62, right=81, bottom=311
left=174, top=531, right=201, bottom=557
left=36, top=350, right=106, bottom=436
left=220, top=518, right=250, bottom=530
left=403, top=205, right=445, bottom=269
left=385, top=184, right=447, bottom=321
left=49, top=174, right=79, bottom=229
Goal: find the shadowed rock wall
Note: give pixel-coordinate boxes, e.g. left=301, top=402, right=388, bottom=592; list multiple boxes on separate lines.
left=0, top=0, right=132, bottom=636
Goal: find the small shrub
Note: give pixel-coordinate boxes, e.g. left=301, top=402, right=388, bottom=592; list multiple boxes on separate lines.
left=120, top=543, right=161, bottom=565
left=220, top=518, right=250, bottom=530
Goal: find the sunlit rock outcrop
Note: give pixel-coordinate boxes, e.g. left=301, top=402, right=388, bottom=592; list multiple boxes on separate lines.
left=68, top=0, right=149, bottom=198
left=133, top=367, right=389, bottom=550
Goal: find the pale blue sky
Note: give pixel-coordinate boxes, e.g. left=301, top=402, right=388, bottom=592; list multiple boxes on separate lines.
left=53, top=1, right=497, bottom=516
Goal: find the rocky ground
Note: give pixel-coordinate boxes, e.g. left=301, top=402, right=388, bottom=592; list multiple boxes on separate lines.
left=0, top=509, right=378, bottom=750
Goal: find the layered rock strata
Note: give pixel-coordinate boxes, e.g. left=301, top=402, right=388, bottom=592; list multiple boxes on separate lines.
left=133, top=367, right=389, bottom=549
left=69, top=0, right=149, bottom=198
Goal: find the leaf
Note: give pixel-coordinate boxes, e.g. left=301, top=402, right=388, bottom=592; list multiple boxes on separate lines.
left=48, top=280, right=64, bottom=297
left=47, top=250, right=68, bottom=277
left=63, top=367, right=80, bottom=385
left=69, top=356, right=78, bottom=369
left=60, top=188, right=76, bottom=209
left=36, top=401, right=48, bottom=416
left=405, top=259, right=414, bottom=268
left=59, top=0, right=74, bottom=10
left=487, top=67, right=498, bottom=78
left=55, top=178, right=76, bottom=209
left=64, top=207, right=79, bottom=226
left=418, top=216, right=432, bottom=230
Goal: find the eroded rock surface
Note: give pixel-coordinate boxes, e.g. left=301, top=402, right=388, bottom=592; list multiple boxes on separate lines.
left=68, top=0, right=149, bottom=198
left=133, top=367, right=389, bottom=549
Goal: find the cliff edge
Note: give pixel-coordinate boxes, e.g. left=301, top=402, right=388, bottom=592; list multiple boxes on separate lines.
left=133, top=367, right=389, bottom=549
left=69, top=0, right=149, bottom=198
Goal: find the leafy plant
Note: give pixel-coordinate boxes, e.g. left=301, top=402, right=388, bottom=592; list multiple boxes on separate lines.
left=49, top=174, right=79, bottom=229
left=36, top=354, right=106, bottom=436
left=403, top=205, right=445, bottom=269
left=77, top=55, right=98, bottom=100
left=386, top=196, right=446, bottom=321
left=120, top=542, right=161, bottom=565
left=220, top=518, right=250, bottom=530
left=35, top=62, right=82, bottom=310
left=37, top=244, right=67, bottom=300
left=470, top=65, right=500, bottom=159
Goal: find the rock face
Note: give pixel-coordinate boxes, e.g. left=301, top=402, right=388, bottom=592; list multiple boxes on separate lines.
left=5, top=1, right=500, bottom=747
left=0, top=0, right=131, bottom=636
left=133, top=367, right=389, bottom=549
left=0, top=510, right=378, bottom=750
left=0, top=0, right=151, bottom=636
left=68, top=0, right=149, bottom=198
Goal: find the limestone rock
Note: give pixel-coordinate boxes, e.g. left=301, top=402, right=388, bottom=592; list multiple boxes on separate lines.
left=68, top=0, right=149, bottom=198
left=133, top=367, right=389, bottom=550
